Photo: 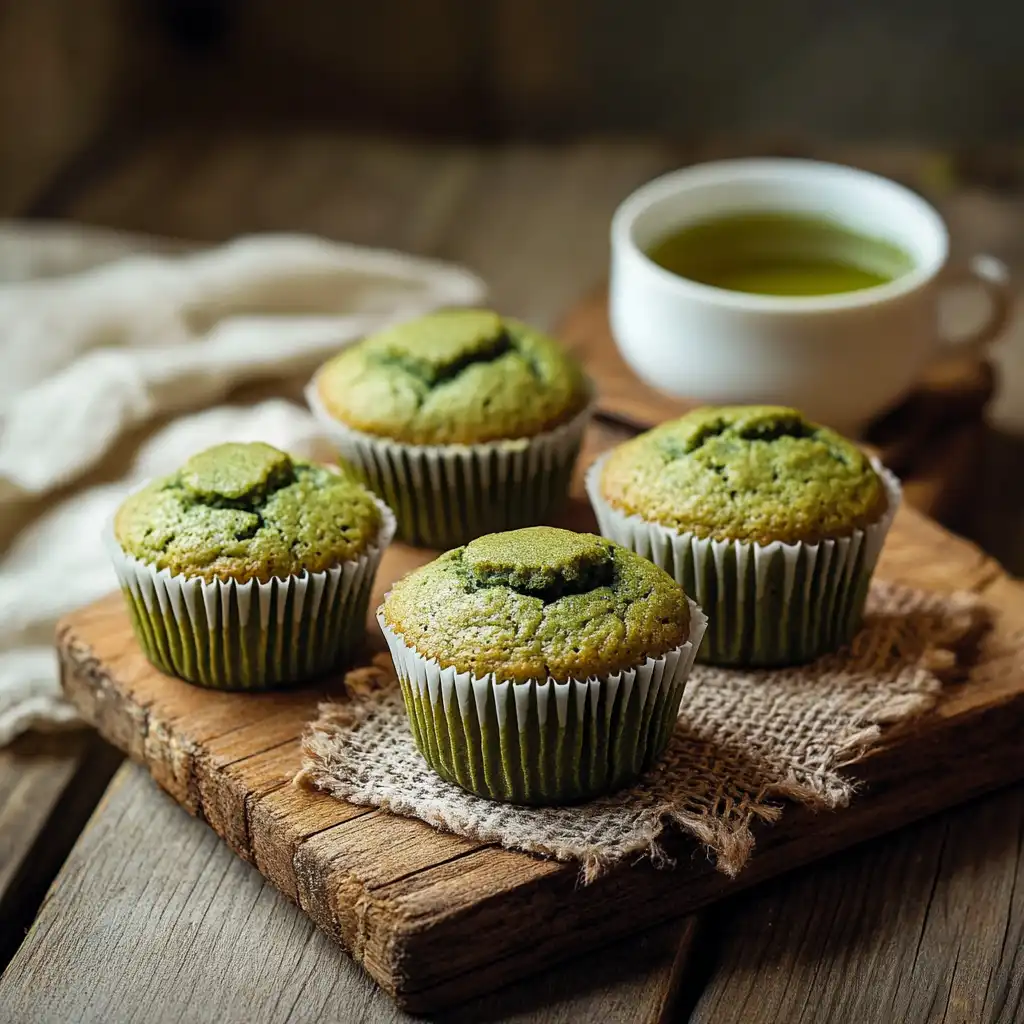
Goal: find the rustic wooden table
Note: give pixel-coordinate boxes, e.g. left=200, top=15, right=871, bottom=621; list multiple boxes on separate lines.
left=1, top=134, right=1023, bottom=1023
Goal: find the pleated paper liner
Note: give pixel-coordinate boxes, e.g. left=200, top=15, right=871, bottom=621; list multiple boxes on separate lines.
left=586, top=457, right=902, bottom=667
left=378, top=601, right=707, bottom=804
left=105, top=498, right=396, bottom=691
left=306, top=375, right=594, bottom=549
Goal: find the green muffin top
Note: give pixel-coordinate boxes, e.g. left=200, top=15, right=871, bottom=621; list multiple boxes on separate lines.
left=382, top=526, right=690, bottom=682
left=315, top=309, right=590, bottom=445
left=114, top=442, right=383, bottom=582
left=600, top=406, right=887, bottom=545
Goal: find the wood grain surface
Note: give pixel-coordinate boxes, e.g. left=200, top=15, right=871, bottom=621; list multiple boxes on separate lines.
left=0, top=731, right=120, bottom=969
left=690, top=783, right=1024, bottom=1024
left=49, top=419, right=1024, bottom=1011
left=0, top=764, right=692, bottom=1024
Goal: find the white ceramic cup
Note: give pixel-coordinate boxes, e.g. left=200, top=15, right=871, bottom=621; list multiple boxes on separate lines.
left=610, top=158, right=1012, bottom=436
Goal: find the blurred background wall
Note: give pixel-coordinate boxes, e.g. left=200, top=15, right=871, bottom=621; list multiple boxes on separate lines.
left=2, top=0, right=1021, bottom=214
left=1, top=0, right=1022, bottom=566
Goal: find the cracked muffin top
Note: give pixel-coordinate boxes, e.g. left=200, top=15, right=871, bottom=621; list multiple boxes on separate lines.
left=382, top=526, right=690, bottom=682
left=314, top=309, right=590, bottom=445
left=114, top=442, right=382, bottom=582
left=599, top=406, right=887, bottom=545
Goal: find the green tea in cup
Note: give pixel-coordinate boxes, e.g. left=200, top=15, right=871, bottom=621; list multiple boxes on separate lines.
left=611, top=158, right=1010, bottom=436
left=646, top=212, right=915, bottom=297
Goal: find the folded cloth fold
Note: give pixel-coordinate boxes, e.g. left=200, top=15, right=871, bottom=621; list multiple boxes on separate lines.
left=0, top=223, right=486, bottom=745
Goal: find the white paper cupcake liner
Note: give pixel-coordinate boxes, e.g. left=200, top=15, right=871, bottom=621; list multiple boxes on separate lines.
left=377, top=600, right=707, bottom=804
left=586, top=455, right=902, bottom=667
left=106, top=497, right=396, bottom=690
left=306, top=374, right=594, bottom=549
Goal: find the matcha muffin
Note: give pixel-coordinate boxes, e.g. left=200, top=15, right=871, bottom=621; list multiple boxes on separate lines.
left=108, top=441, right=396, bottom=690
left=586, top=406, right=901, bottom=666
left=307, top=309, right=593, bottom=548
left=379, top=526, right=707, bottom=804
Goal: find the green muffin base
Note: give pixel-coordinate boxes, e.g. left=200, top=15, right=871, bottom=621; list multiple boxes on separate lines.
left=307, top=376, right=593, bottom=549
left=106, top=499, right=395, bottom=690
left=378, top=603, right=706, bottom=804
left=586, top=454, right=901, bottom=667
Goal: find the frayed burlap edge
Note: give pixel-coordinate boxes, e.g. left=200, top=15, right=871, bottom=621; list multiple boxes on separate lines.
left=295, top=582, right=989, bottom=882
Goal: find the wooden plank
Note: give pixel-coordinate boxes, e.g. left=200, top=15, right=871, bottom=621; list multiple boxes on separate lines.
left=690, top=783, right=1024, bottom=1024
left=0, top=730, right=121, bottom=967
left=345, top=647, right=1024, bottom=1010
left=50, top=421, right=1024, bottom=1011
left=0, top=763, right=692, bottom=1024
left=62, top=130, right=485, bottom=255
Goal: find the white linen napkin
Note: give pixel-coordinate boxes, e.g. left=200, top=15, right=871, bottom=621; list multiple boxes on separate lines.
left=0, top=223, right=485, bottom=744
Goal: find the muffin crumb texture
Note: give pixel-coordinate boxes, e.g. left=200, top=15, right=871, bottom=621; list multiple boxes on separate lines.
left=600, top=405, right=886, bottom=544
left=114, top=442, right=382, bottom=582
left=383, top=526, right=690, bottom=681
left=316, top=309, right=589, bottom=444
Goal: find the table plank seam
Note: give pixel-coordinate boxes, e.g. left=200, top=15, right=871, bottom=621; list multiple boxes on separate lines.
left=208, top=736, right=303, bottom=774
left=994, top=823, right=1024, bottom=972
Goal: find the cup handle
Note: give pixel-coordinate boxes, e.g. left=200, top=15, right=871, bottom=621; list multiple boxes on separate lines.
left=936, top=253, right=1012, bottom=360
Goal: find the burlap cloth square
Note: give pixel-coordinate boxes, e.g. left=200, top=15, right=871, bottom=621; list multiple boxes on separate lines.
left=296, top=581, right=988, bottom=881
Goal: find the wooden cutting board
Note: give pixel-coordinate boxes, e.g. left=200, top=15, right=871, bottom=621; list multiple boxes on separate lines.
left=558, top=288, right=996, bottom=529
left=58, top=422, right=1024, bottom=1013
